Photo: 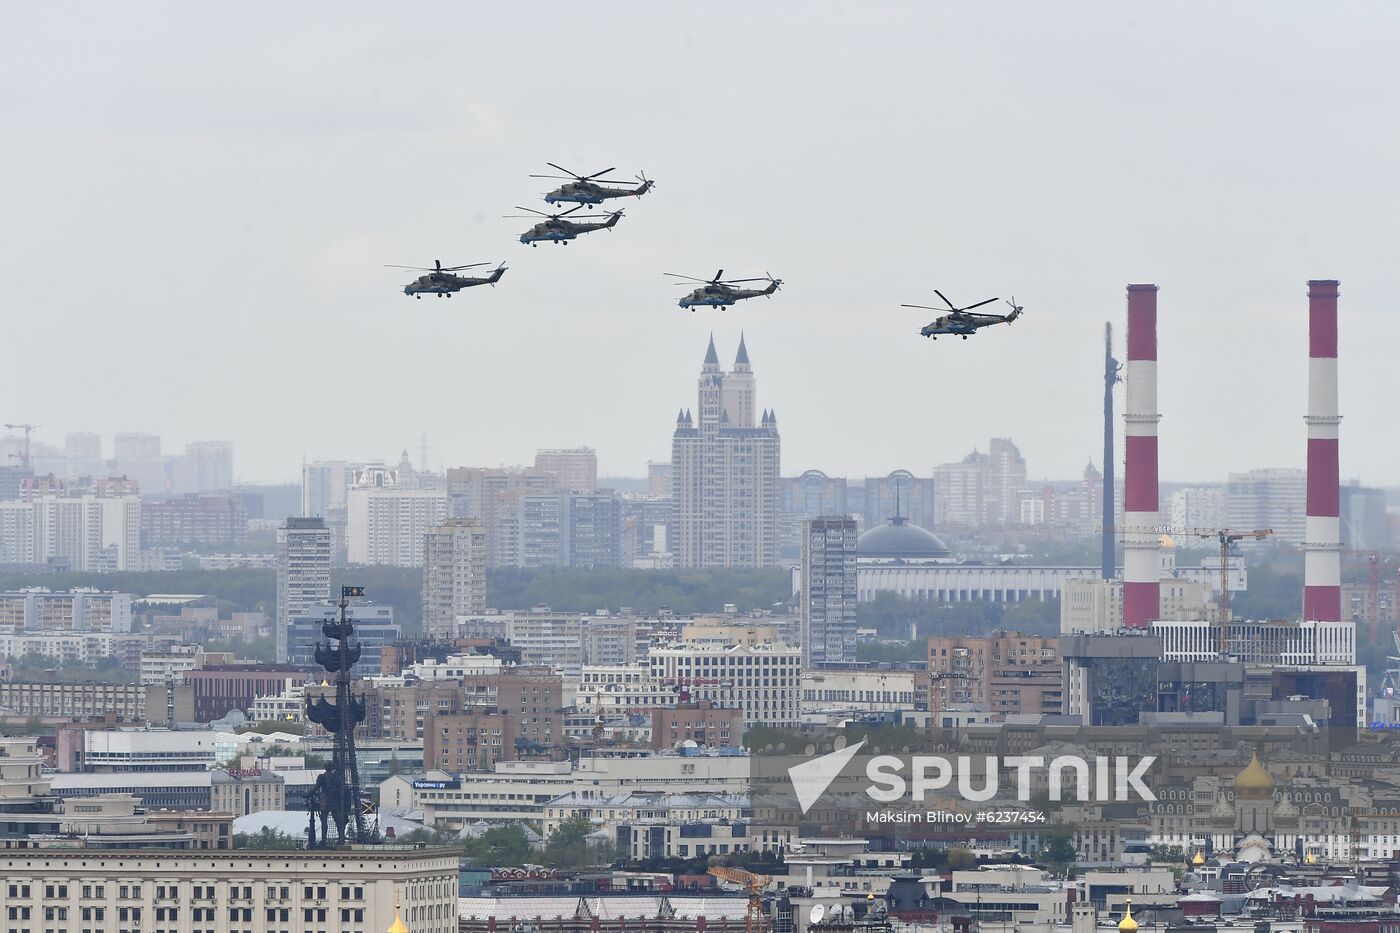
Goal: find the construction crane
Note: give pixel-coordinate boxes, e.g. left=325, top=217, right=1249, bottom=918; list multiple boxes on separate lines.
left=708, top=867, right=770, bottom=933
left=1191, top=528, right=1272, bottom=655
left=1095, top=524, right=1272, bottom=655
left=3, top=423, right=36, bottom=471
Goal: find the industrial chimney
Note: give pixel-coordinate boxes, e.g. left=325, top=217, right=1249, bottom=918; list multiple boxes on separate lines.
left=1122, top=284, right=1161, bottom=629
left=1304, top=279, right=1341, bottom=622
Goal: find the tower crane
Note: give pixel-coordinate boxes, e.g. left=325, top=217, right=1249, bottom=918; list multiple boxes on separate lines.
left=1095, top=524, right=1272, bottom=656
left=4, top=424, right=36, bottom=471
left=1191, top=528, right=1272, bottom=656
left=708, top=866, right=770, bottom=933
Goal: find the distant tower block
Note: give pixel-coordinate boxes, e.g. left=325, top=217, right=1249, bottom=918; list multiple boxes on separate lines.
left=1122, top=284, right=1161, bottom=629
left=1304, top=279, right=1342, bottom=622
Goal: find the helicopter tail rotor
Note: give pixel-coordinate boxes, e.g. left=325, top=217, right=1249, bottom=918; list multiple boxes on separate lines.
left=635, top=172, right=654, bottom=196
left=1006, top=297, right=1024, bottom=321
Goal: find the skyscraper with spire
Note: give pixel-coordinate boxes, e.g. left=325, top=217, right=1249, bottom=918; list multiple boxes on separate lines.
left=671, top=334, right=781, bottom=568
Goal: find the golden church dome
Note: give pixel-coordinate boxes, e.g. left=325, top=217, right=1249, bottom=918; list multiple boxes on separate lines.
left=1119, top=898, right=1138, bottom=933
left=1234, top=751, right=1275, bottom=798
left=1191, top=849, right=1205, bottom=866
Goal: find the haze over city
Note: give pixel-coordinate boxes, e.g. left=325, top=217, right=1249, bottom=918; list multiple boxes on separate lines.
left=5, top=2, right=1400, bottom=920
left=4, top=2, right=1398, bottom=484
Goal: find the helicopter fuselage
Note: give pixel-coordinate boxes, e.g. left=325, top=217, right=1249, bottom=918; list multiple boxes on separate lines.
left=518, top=213, right=621, bottom=245
left=402, top=268, right=505, bottom=297
left=677, top=282, right=777, bottom=310
left=544, top=181, right=648, bottom=206
left=919, top=308, right=1019, bottom=337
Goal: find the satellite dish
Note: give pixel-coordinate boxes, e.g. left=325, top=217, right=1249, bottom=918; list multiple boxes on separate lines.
left=810, top=905, right=826, bottom=925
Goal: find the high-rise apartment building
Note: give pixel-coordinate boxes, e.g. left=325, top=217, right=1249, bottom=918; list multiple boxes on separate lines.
left=275, top=517, right=331, bottom=662
left=421, top=519, right=488, bottom=639
left=671, top=335, right=780, bottom=568
left=301, top=459, right=354, bottom=518
left=25, top=491, right=140, bottom=572
left=346, top=466, right=448, bottom=566
left=1169, top=485, right=1227, bottom=532
left=113, top=433, right=160, bottom=461
left=534, top=448, right=598, bottom=493
left=445, top=466, right=557, bottom=568
left=926, top=632, right=1061, bottom=716
left=167, top=441, right=234, bottom=494
left=561, top=491, right=621, bottom=568
left=799, top=517, right=859, bottom=666
left=1227, top=468, right=1306, bottom=544
left=112, top=433, right=166, bottom=495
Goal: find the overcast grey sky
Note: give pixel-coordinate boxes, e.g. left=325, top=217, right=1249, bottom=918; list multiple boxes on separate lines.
left=3, top=2, right=1396, bottom=485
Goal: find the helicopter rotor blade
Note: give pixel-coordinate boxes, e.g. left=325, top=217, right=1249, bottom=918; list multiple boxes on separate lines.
left=442, top=262, right=491, bottom=272
left=963, top=297, right=1000, bottom=311
left=434, top=259, right=443, bottom=272
left=583, top=167, right=617, bottom=180
left=712, top=269, right=724, bottom=283
left=664, top=273, right=714, bottom=284
left=900, top=304, right=944, bottom=311
left=559, top=205, right=586, bottom=217
left=510, top=206, right=551, bottom=217
left=720, top=278, right=770, bottom=284
left=546, top=162, right=582, bottom=179
left=384, top=264, right=437, bottom=271
left=528, top=174, right=578, bottom=181
left=933, top=289, right=956, bottom=310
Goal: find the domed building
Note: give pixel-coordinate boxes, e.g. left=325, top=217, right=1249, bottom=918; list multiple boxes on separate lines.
left=857, top=515, right=953, bottom=562
left=1205, top=750, right=1300, bottom=864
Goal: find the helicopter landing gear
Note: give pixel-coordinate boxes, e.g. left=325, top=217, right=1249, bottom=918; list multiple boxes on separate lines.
left=961, top=335, right=968, bottom=340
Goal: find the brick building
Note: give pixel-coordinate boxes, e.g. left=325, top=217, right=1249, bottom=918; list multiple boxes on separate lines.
left=140, top=494, right=249, bottom=548
left=650, top=701, right=744, bottom=750
left=423, top=710, right=514, bottom=772
left=925, top=631, right=1061, bottom=716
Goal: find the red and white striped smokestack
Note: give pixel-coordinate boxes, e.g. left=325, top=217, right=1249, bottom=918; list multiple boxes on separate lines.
left=1304, top=279, right=1341, bottom=622
left=1122, top=284, right=1161, bottom=629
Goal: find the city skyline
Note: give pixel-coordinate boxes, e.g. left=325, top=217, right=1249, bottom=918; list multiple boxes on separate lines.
left=3, top=5, right=1398, bottom=487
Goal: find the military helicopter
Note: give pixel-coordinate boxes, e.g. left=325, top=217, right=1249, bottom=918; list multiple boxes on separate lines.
left=384, top=259, right=507, bottom=299
left=665, top=269, right=783, bottom=311
left=530, top=163, right=655, bottom=207
left=901, top=291, right=1023, bottom=339
left=507, top=205, right=625, bottom=246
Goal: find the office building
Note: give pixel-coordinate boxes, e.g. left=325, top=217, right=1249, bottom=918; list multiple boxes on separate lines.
left=346, top=466, right=448, bottom=566
left=287, top=603, right=398, bottom=677
left=671, top=335, right=780, bottom=568
left=799, top=517, right=859, bottom=666
left=647, top=634, right=800, bottom=727
left=421, top=519, right=488, bottom=639
left=275, top=517, right=331, bottom=663
left=0, top=848, right=459, bottom=933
